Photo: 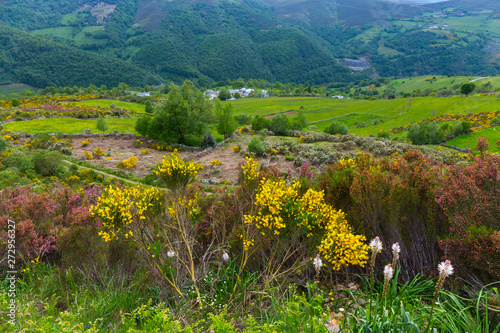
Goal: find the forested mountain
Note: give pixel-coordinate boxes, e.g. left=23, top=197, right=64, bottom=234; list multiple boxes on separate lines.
left=0, top=26, right=161, bottom=87
left=1, top=0, right=500, bottom=88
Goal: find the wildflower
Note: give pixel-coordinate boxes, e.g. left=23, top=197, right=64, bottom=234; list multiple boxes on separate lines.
left=339, top=308, right=345, bottom=313
left=369, top=237, right=383, bottom=253
left=222, top=251, right=229, bottom=262
left=391, top=242, right=400, bottom=271
left=167, top=250, right=175, bottom=258
left=438, top=260, right=454, bottom=278
left=369, top=236, right=383, bottom=286
left=382, top=264, right=393, bottom=299
left=313, top=254, right=323, bottom=274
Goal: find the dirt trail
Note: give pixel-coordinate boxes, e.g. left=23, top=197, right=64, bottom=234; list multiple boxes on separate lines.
left=63, top=160, right=165, bottom=190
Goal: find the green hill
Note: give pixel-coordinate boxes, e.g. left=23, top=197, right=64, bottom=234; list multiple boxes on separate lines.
left=0, top=26, right=161, bottom=88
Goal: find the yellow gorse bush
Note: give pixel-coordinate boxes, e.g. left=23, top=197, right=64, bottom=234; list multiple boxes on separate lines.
left=244, top=177, right=369, bottom=271
left=210, top=159, right=222, bottom=168
left=152, top=153, right=203, bottom=192
left=240, top=156, right=260, bottom=186
left=79, top=138, right=91, bottom=147
left=117, top=156, right=138, bottom=169
left=232, top=145, right=240, bottom=153
left=82, top=151, right=93, bottom=160
left=94, top=147, right=105, bottom=159
left=90, top=185, right=161, bottom=242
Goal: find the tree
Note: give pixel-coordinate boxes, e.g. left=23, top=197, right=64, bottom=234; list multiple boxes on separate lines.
left=291, top=111, right=308, bottom=130
left=460, top=82, right=476, bottom=95
left=269, top=114, right=290, bottom=135
left=145, top=100, right=154, bottom=114
left=252, top=115, right=269, bottom=131
left=325, top=121, right=348, bottom=135
left=96, top=117, right=109, bottom=132
left=215, top=103, right=237, bottom=138
left=218, top=90, right=231, bottom=101
left=145, top=81, right=214, bottom=144
left=135, top=115, right=151, bottom=137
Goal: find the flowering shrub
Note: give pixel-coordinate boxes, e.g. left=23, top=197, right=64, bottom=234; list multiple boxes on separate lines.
left=79, top=138, right=91, bottom=147
left=232, top=145, right=240, bottom=153
left=90, top=185, right=162, bottom=242
left=94, top=147, right=105, bottom=159
left=140, top=148, right=149, bottom=155
left=244, top=178, right=369, bottom=271
left=152, top=153, right=203, bottom=192
left=82, top=151, right=93, bottom=160
left=210, top=159, right=222, bottom=168
left=239, top=156, right=260, bottom=187
left=117, top=156, right=138, bottom=169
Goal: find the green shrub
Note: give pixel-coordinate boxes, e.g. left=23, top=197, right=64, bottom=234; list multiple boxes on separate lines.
left=235, top=114, right=252, bottom=125
left=32, top=150, right=64, bottom=176
left=0, top=137, right=8, bottom=151
left=135, top=115, right=151, bottom=137
left=291, top=111, right=308, bottom=131
left=96, top=117, right=109, bottom=132
left=269, top=114, right=290, bottom=135
left=145, top=100, right=154, bottom=114
left=200, top=131, right=216, bottom=148
left=490, top=116, right=500, bottom=126
left=324, top=121, right=348, bottom=135
left=252, top=115, right=269, bottom=131
left=247, top=136, right=264, bottom=156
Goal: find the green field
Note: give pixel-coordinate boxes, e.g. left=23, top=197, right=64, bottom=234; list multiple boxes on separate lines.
left=231, top=95, right=500, bottom=135
left=73, top=99, right=146, bottom=113
left=0, top=83, right=39, bottom=96
left=3, top=117, right=139, bottom=134
left=32, top=26, right=76, bottom=39
left=73, top=26, right=106, bottom=46
left=448, top=126, right=500, bottom=153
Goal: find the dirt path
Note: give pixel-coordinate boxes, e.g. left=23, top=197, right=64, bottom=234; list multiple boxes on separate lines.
left=63, top=160, right=166, bottom=190
left=470, top=76, right=490, bottom=82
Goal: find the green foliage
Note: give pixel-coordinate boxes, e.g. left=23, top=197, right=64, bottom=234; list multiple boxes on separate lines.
left=32, top=149, right=63, bottom=176
left=146, top=81, right=213, bottom=145
left=0, top=137, right=8, bottom=151
left=144, top=100, right=154, bottom=114
left=96, top=117, right=109, bottom=132
left=247, top=136, right=264, bottom=156
left=215, top=103, right=237, bottom=138
left=461, top=82, right=476, bottom=95
left=235, top=114, right=252, bottom=125
left=325, top=121, right=349, bottom=135
left=252, top=115, right=270, bottom=131
left=269, top=114, right=290, bottom=135
left=218, top=90, right=231, bottom=101
left=135, top=115, right=151, bottom=137
left=407, top=121, right=442, bottom=145
left=291, top=111, right=308, bottom=131
left=11, top=98, right=20, bottom=107
left=200, top=131, right=216, bottom=148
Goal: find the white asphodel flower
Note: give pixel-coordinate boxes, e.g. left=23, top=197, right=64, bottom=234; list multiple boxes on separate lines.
left=369, top=236, right=383, bottom=253
left=222, top=251, right=229, bottom=262
left=438, top=260, right=454, bottom=277
left=392, top=242, right=400, bottom=255
left=313, top=254, right=323, bottom=271
left=384, top=264, right=393, bottom=281
left=167, top=250, right=175, bottom=258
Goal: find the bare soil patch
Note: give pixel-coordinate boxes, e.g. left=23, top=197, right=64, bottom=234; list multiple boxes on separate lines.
left=264, top=110, right=298, bottom=119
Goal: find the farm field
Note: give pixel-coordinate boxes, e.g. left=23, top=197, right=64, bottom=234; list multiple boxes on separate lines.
left=3, top=117, right=139, bottom=134
left=72, top=99, right=146, bottom=113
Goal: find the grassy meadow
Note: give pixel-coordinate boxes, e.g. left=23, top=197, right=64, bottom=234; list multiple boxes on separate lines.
left=4, top=117, right=139, bottom=134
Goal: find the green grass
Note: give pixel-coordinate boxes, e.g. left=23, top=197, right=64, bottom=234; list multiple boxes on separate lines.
left=72, top=99, right=146, bottom=113
left=231, top=95, right=500, bottom=136
left=3, top=117, right=139, bottom=134
left=0, top=83, right=39, bottom=96
left=448, top=127, right=500, bottom=153
left=73, top=26, right=106, bottom=46
left=31, top=26, right=76, bottom=39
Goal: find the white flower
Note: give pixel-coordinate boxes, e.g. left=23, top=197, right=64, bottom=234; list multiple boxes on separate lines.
left=369, top=236, right=383, bottom=253
left=392, top=242, right=400, bottom=255
left=313, top=254, right=323, bottom=271
left=222, top=251, right=229, bottom=262
left=438, top=260, right=454, bottom=277
left=339, top=308, right=345, bottom=312
left=384, top=264, right=393, bottom=281
left=167, top=250, right=175, bottom=257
